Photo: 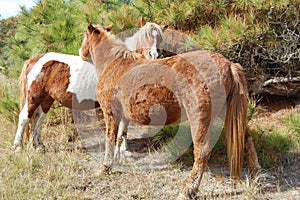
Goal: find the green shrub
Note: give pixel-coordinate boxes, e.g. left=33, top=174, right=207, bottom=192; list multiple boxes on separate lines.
left=250, top=124, right=298, bottom=169
left=0, top=77, right=19, bottom=123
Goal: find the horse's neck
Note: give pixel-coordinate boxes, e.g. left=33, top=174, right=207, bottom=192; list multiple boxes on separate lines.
left=93, top=40, right=128, bottom=76
left=93, top=50, right=110, bottom=76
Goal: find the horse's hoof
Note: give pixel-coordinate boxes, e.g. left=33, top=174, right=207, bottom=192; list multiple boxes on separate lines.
left=75, top=144, right=87, bottom=153
left=94, top=165, right=112, bottom=176
left=176, top=193, right=191, bottom=200
left=100, top=165, right=112, bottom=174
left=35, top=145, right=46, bottom=153
left=14, top=145, right=23, bottom=152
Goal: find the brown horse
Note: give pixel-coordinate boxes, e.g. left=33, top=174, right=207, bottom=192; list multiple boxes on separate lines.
left=13, top=19, right=166, bottom=152
left=80, top=24, right=260, bottom=199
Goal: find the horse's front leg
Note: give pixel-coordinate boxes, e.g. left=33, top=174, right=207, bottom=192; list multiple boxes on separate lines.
left=100, top=113, right=118, bottom=174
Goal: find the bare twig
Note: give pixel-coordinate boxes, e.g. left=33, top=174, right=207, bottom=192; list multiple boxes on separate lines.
left=263, top=77, right=300, bottom=87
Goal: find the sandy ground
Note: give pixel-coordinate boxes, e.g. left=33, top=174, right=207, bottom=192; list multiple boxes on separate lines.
left=71, top=98, right=300, bottom=199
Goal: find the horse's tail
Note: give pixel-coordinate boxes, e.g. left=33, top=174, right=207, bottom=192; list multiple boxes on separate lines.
left=19, top=59, right=31, bottom=141
left=225, top=63, right=248, bottom=179
left=19, top=59, right=30, bottom=110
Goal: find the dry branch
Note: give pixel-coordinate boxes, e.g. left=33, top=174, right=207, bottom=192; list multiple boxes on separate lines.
left=220, top=5, right=300, bottom=97
left=263, top=77, right=300, bottom=87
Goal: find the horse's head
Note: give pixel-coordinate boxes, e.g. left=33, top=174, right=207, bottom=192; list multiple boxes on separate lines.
left=135, top=17, right=168, bottom=60
left=80, top=24, right=112, bottom=61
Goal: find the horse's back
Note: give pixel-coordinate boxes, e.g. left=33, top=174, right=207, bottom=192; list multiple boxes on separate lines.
left=25, top=52, right=98, bottom=111
left=177, top=50, right=235, bottom=94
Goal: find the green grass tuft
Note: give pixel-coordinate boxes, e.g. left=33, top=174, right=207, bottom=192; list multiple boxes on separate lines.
left=285, top=112, right=300, bottom=148
left=250, top=124, right=298, bottom=169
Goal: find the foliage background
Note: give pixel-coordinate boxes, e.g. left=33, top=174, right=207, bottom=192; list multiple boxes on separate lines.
left=0, top=0, right=299, bottom=79
left=0, top=0, right=299, bottom=123
left=0, top=1, right=298, bottom=117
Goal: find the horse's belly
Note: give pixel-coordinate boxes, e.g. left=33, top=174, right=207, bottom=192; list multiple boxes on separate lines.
left=126, top=84, right=181, bottom=126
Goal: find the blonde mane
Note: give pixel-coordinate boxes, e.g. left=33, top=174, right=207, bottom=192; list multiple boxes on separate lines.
left=108, top=35, right=143, bottom=60
left=125, top=22, right=164, bottom=51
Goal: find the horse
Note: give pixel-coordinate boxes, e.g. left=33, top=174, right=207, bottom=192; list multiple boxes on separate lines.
left=13, top=18, right=166, bottom=152
left=80, top=24, right=260, bottom=199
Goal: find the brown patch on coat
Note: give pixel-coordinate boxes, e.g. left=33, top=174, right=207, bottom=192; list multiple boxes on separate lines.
left=26, top=60, right=98, bottom=118
left=128, top=84, right=181, bottom=126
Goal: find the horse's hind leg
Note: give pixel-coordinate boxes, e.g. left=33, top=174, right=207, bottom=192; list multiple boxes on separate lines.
left=178, top=119, right=211, bottom=199
left=32, top=106, right=46, bottom=151
left=13, top=103, right=30, bottom=151
left=32, top=96, right=54, bottom=151
left=245, top=129, right=261, bottom=177
left=178, top=94, right=212, bottom=199
left=114, top=118, right=129, bottom=162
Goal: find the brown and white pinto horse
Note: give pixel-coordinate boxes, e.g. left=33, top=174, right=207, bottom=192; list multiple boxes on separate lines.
left=13, top=19, right=166, bottom=151
left=80, top=24, right=260, bottom=199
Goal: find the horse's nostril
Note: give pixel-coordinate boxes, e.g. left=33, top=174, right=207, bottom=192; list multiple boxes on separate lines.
left=149, top=50, right=157, bottom=59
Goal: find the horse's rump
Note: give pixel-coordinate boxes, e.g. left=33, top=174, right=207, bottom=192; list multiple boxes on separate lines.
left=19, top=54, right=46, bottom=110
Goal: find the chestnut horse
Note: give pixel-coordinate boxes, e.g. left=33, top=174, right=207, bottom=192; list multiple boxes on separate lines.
left=13, top=19, right=165, bottom=151
left=80, top=24, right=260, bottom=199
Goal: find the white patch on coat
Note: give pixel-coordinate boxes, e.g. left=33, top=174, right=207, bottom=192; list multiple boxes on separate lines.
left=27, top=52, right=98, bottom=103
left=35, top=71, right=44, bottom=80
left=149, top=30, right=158, bottom=59
left=152, top=30, right=158, bottom=37
left=67, top=58, right=98, bottom=102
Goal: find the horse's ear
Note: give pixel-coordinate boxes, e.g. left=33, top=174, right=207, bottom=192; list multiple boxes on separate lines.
left=104, top=25, right=113, bottom=32
left=141, top=16, right=147, bottom=27
left=88, top=24, right=100, bottom=34
left=160, top=24, right=168, bottom=32
left=88, top=24, right=95, bottom=33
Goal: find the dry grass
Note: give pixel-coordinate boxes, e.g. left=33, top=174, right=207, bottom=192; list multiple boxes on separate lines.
left=0, top=98, right=299, bottom=199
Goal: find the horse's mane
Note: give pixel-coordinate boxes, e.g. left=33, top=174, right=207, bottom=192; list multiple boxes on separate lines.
left=126, top=22, right=164, bottom=51
left=98, top=26, right=143, bottom=60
